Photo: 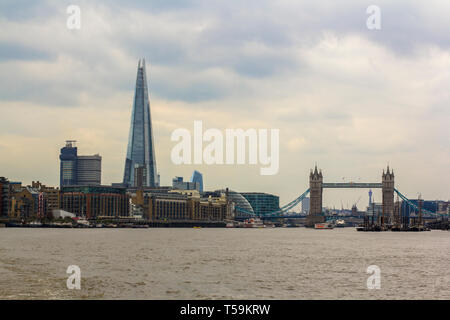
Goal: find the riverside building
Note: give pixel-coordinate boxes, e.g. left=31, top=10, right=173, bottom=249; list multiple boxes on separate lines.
left=60, top=185, right=129, bottom=219
left=133, top=189, right=232, bottom=222
left=240, top=192, right=280, bottom=216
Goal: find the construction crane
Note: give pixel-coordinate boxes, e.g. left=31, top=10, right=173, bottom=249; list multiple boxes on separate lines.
left=354, top=196, right=362, bottom=207
left=352, top=196, right=362, bottom=213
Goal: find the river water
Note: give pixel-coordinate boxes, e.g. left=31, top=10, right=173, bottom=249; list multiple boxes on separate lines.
left=0, top=228, right=449, bottom=299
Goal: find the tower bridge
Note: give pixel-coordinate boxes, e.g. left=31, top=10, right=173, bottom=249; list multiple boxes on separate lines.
left=306, top=165, right=394, bottom=227
left=234, top=165, right=444, bottom=227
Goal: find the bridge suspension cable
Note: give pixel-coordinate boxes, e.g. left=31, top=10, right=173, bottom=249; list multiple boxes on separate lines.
left=394, top=189, right=446, bottom=217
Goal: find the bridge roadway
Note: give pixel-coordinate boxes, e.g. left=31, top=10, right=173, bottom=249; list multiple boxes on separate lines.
left=322, top=182, right=382, bottom=188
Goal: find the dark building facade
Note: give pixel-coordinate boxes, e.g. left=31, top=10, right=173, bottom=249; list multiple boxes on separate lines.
left=0, top=177, right=10, bottom=217
left=59, top=140, right=78, bottom=187
left=123, top=59, right=157, bottom=188
left=240, top=192, right=279, bottom=216
left=60, top=186, right=129, bottom=219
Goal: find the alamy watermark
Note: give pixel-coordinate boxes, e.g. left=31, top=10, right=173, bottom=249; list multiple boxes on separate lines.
left=171, top=120, right=279, bottom=175
left=366, top=5, right=381, bottom=30
left=366, top=265, right=381, bottom=289
left=67, top=5, right=81, bottom=30
left=66, top=265, right=81, bottom=290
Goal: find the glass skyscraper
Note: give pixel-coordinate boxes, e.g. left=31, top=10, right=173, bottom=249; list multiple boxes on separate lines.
left=123, top=59, right=157, bottom=187
left=60, top=140, right=78, bottom=187
left=59, top=140, right=102, bottom=187
left=190, top=170, right=204, bottom=192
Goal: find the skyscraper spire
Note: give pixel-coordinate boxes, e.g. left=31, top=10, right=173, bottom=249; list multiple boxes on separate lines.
left=123, top=59, right=157, bottom=187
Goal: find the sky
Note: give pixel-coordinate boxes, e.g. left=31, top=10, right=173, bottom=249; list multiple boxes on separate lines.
left=0, top=0, right=449, bottom=209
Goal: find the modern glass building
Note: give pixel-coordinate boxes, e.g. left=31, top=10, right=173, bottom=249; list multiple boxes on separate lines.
left=401, top=199, right=440, bottom=218
left=301, top=197, right=310, bottom=214
left=0, top=177, right=10, bottom=217
left=59, top=141, right=102, bottom=187
left=77, top=155, right=101, bottom=186
left=59, top=140, right=78, bottom=187
left=172, top=176, right=199, bottom=191
left=123, top=59, right=157, bottom=188
left=190, top=170, right=203, bottom=192
left=240, top=192, right=280, bottom=216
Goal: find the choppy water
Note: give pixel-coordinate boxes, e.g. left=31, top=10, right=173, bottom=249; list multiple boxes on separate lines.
left=0, top=228, right=449, bottom=299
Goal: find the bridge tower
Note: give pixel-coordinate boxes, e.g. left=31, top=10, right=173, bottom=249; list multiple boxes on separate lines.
left=306, top=165, right=325, bottom=227
left=382, top=166, right=395, bottom=226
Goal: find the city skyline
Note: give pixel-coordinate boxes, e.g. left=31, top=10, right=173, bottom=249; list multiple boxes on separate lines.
left=0, top=1, right=449, bottom=208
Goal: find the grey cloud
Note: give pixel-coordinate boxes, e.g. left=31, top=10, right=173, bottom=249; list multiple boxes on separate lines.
left=0, top=0, right=57, bottom=21
left=151, top=77, right=227, bottom=102
left=0, top=41, right=55, bottom=62
left=1, top=0, right=449, bottom=106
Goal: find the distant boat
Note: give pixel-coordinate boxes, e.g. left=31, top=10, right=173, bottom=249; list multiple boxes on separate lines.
left=29, top=221, right=43, bottom=227
left=75, top=218, right=90, bottom=228
left=314, top=222, right=334, bottom=229
left=132, top=224, right=149, bottom=228
left=243, top=218, right=265, bottom=228
left=335, top=219, right=346, bottom=227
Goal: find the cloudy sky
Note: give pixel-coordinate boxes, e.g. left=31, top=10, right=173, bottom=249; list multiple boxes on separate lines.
left=0, top=0, right=449, bottom=209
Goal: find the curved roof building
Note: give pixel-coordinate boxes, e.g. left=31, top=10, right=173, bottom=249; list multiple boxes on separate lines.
left=213, top=189, right=254, bottom=217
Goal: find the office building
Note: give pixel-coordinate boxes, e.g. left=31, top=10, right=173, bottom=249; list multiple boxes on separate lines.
left=123, top=59, right=157, bottom=188
left=60, top=185, right=129, bottom=219
left=302, top=197, right=310, bottom=214
left=31, top=181, right=60, bottom=215
left=141, top=190, right=232, bottom=222
left=59, top=140, right=78, bottom=187
left=240, top=192, right=280, bottom=216
left=10, top=187, right=40, bottom=218
left=77, top=155, right=101, bottom=185
left=172, top=176, right=199, bottom=191
left=0, top=177, right=10, bottom=217
left=59, top=141, right=102, bottom=187
left=190, top=170, right=204, bottom=192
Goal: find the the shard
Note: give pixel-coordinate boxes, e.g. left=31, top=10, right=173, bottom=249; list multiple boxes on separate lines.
left=123, top=59, right=157, bottom=187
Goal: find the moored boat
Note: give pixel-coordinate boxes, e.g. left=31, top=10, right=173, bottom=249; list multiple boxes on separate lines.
left=335, top=219, right=346, bottom=227
left=314, top=222, right=334, bottom=229
left=243, top=218, right=265, bottom=228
